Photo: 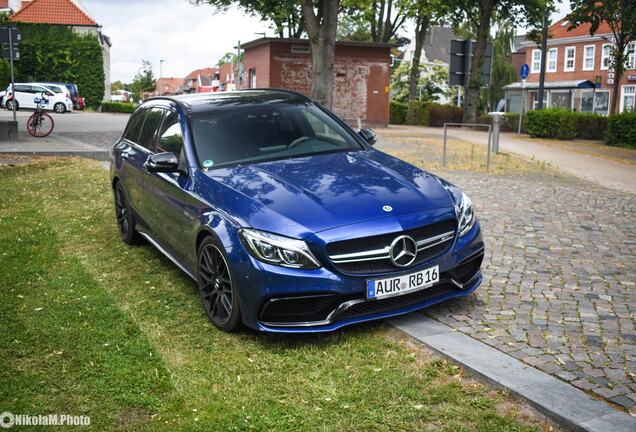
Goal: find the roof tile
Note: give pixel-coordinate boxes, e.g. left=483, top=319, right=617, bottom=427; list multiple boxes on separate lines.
left=10, top=0, right=98, bottom=26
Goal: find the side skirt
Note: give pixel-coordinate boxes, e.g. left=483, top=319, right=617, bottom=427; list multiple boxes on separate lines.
left=136, top=228, right=197, bottom=281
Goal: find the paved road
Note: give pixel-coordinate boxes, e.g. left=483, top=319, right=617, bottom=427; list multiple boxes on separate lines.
left=0, top=110, right=128, bottom=148
left=426, top=169, right=636, bottom=412
left=380, top=126, right=636, bottom=195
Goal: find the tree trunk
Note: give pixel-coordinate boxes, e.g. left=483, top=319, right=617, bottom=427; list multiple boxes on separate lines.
left=301, top=0, right=340, bottom=108
left=406, top=13, right=429, bottom=121
left=611, top=43, right=625, bottom=114
left=463, top=1, right=494, bottom=123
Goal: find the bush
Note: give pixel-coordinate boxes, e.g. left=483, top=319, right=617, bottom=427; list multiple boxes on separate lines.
left=427, top=103, right=463, bottom=127
left=479, top=113, right=526, bottom=133
left=390, top=101, right=407, bottom=125
left=101, top=101, right=136, bottom=113
left=572, top=112, right=608, bottom=140
left=606, top=112, right=636, bottom=148
left=526, top=108, right=610, bottom=140
left=405, top=100, right=430, bottom=126
left=526, top=108, right=578, bottom=140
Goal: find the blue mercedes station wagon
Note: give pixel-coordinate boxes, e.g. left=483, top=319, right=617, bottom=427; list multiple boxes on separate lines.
left=110, top=90, right=484, bottom=333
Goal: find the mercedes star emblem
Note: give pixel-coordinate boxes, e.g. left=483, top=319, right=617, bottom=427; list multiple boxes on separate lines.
left=389, top=235, right=417, bottom=267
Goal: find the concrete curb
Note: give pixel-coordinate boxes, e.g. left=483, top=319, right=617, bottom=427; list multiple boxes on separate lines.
left=0, top=150, right=109, bottom=161
left=389, top=314, right=636, bottom=432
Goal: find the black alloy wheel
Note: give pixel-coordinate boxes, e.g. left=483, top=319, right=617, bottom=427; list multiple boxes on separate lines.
left=114, top=182, right=140, bottom=245
left=197, top=237, right=242, bottom=332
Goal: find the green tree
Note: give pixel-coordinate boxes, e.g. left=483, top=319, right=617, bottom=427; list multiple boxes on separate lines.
left=217, top=52, right=243, bottom=66
left=567, top=0, right=636, bottom=114
left=340, top=0, right=411, bottom=43
left=189, top=0, right=304, bottom=38
left=487, top=19, right=516, bottom=111
left=130, top=60, right=155, bottom=101
left=391, top=60, right=449, bottom=103
left=446, top=0, right=547, bottom=123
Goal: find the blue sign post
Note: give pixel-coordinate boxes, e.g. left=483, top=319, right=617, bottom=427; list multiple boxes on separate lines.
left=518, top=64, right=529, bottom=135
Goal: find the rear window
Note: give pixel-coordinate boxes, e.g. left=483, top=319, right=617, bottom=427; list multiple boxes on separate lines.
left=190, top=102, right=361, bottom=168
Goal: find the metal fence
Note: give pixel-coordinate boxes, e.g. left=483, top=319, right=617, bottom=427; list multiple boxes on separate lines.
left=442, top=123, right=493, bottom=171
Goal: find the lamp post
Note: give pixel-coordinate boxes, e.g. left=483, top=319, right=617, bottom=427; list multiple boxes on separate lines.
left=159, top=59, right=166, bottom=96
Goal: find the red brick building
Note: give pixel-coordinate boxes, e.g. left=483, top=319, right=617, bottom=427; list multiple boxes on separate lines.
left=505, top=18, right=636, bottom=115
left=240, top=38, right=393, bottom=127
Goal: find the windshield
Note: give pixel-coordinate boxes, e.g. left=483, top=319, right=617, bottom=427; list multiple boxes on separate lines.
left=190, top=102, right=363, bottom=169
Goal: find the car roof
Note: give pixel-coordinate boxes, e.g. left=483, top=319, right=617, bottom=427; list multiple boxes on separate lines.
left=143, top=89, right=312, bottom=114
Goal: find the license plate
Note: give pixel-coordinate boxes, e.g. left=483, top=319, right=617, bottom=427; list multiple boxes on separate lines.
left=366, top=265, right=439, bottom=300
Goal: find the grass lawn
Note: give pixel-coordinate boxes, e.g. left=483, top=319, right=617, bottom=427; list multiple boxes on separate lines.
left=376, top=127, right=554, bottom=175
left=0, top=159, right=556, bottom=431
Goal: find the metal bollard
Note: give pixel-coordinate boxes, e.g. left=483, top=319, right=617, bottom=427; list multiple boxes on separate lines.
left=489, top=112, right=501, bottom=154
left=443, top=124, right=447, bottom=166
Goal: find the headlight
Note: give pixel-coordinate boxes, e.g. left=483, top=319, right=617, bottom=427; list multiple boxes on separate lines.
left=238, top=228, right=321, bottom=269
left=456, top=192, right=475, bottom=236
left=435, top=177, right=476, bottom=237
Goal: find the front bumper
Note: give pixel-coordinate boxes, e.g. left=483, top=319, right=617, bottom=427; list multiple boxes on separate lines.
left=229, top=220, right=485, bottom=333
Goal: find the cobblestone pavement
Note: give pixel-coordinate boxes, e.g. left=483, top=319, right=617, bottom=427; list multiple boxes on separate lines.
left=56, top=131, right=121, bottom=149
left=425, top=169, right=636, bottom=412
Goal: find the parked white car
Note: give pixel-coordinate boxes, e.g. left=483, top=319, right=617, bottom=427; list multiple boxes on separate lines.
left=35, top=82, right=72, bottom=101
left=5, top=83, right=73, bottom=113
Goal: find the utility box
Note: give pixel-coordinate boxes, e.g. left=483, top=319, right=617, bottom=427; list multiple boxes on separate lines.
left=0, top=120, right=18, bottom=141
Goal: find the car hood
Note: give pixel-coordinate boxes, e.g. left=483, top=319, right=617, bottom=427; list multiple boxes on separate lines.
left=198, top=150, right=454, bottom=239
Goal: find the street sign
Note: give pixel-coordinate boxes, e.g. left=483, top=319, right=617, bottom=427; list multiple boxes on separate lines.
left=520, top=64, right=529, bottom=80
left=0, top=27, right=20, bottom=45
left=1, top=46, right=19, bottom=61
left=595, top=75, right=602, bottom=88
left=449, top=40, right=493, bottom=87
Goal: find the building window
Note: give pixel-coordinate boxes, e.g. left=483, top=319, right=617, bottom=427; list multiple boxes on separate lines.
left=583, top=45, right=595, bottom=70
left=547, top=48, right=558, bottom=72
left=621, top=85, right=635, bottom=112
left=601, top=44, right=612, bottom=70
left=627, top=42, right=636, bottom=70
left=531, top=49, right=541, bottom=73
left=564, top=46, right=576, bottom=71
left=249, top=68, right=256, bottom=88
left=580, top=91, right=610, bottom=115
left=549, top=91, right=571, bottom=109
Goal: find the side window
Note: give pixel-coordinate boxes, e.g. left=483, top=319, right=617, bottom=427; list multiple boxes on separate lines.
left=14, top=85, right=29, bottom=93
left=123, top=108, right=147, bottom=144
left=157, top=111, right=184, bottom=157
left=302, top=110, right=347, bottom=144
left=138, top=108, right=165, bottom=151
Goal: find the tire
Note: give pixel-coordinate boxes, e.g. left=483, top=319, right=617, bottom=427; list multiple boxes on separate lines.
left=113, top=181, right=141, bottom=245
left=6, top=99, right=18, bottom=111
left=54, top=102, right=66, bottom=114
left=197, top=236, right=242, bottom=332
left=26, top=112, right=54, bottom=138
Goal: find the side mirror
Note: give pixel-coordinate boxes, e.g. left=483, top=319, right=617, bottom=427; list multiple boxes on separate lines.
left=358, top=128, right=377, bottom=145
left=144, top=152, right=179, bottom=173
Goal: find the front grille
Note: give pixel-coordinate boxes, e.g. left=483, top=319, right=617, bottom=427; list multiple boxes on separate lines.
left=260, top=293, right=357, bottom=324
left=326, top=219, right=456, bottom=275
left=338, top=283, right=457, bottom=320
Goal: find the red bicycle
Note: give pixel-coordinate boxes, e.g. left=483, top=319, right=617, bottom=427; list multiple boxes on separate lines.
left=26, top=94, right=54, bottom=138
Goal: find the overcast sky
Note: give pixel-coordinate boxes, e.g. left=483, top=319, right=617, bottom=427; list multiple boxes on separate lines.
left=78, top=0, right=572, bottom=83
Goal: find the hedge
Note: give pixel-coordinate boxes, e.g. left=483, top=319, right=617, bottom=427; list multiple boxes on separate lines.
left=479, top=113, right=526, bottom=133
left=390, top=100, right=462, bottom=127
left=526, top=108, right=611, bottom=140
left=427, top=103, right=463, bottom=127
left=101, top=102, right=136, bottom=113
left=390, top=101, right=407, bottom=125
left=0, top=20, right=105, bottom=108
left=606, top=112, right=636, bottom=148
